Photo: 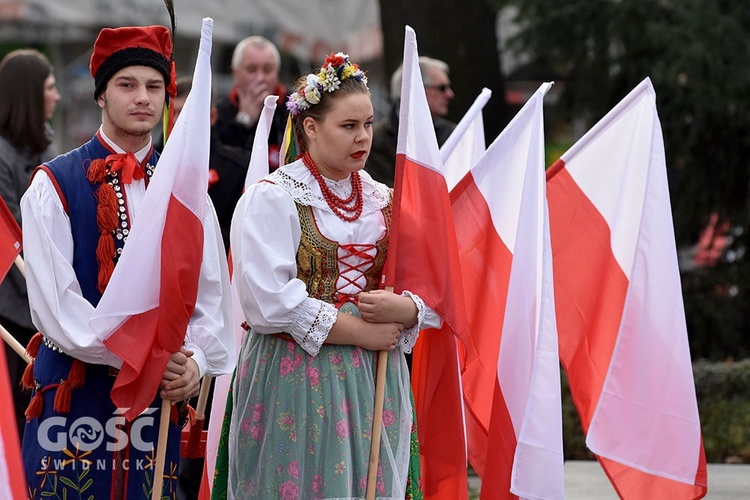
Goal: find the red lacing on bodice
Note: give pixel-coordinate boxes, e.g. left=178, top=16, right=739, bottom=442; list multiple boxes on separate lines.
left=334, top=243, right=377, bottom=307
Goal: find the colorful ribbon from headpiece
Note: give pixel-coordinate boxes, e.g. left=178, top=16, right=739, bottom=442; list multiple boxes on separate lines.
left=105, top=151, right=144, bottom=184
left=280, top=113, right=299, bottom=166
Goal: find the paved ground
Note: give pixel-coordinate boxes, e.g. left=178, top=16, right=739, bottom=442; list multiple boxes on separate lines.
left=468, top=461, right=750, bottom=499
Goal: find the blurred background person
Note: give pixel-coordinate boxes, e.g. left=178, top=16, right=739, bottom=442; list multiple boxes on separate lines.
left=366, top=56, right=456, bottom=187
left=213, top=36, right=289, bottom=172
left=0, top=48, right=60, bottom=440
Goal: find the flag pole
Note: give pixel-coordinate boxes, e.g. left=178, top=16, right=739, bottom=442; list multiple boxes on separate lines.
left=366, top=285, right=394, bottom=500
left=14, top=254, right=25, bottom=277
left=151, top=399, right=172, bottom=500
left=367, top=350, right=388, bottom=500
left=0, top=255, right=31, bottom=362
left=195, top=375, right=212, bottom=420
left=0, top=323, right=30, bottom=364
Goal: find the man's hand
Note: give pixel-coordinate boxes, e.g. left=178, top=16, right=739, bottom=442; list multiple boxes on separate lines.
left=160, top=347, right=201, bottom=402
left=236, top=76, right=269, bottom=123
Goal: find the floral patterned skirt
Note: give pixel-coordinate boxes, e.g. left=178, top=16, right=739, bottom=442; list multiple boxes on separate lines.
left=212, top=333, right=422, bottom=499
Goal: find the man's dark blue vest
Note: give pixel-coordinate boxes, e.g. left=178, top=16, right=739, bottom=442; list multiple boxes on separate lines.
left=39, top=134, right=159, bottom=306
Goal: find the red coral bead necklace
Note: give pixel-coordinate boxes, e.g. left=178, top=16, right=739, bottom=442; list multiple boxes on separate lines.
left=302, top=152, right=363, bottom=222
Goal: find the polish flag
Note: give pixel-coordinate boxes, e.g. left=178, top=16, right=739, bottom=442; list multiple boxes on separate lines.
left=198, top=94, right=278, bottom=500
left=0, top=331, right=25, bottom=498
left=454, top=83, right=564, bottom=499
left=546, top=78, right=708, bottom=499
left=382, top=25, right=469, bottom=499
left=441, top=87, right=491, bottom=191
left=0, top=195, right=22, bottom=283
left=90, top=19, right=215, bottom=421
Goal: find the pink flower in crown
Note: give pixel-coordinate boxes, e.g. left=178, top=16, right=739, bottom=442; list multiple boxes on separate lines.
left=336, top=419, right=350, bottom=439
left=313, top=474, right=322, bottom=493
left=288, top=460, right=299, bottom=479
left=382, top=409, right=395, bottom=427
left=279, top=480, right=298, bottom=500
left=280, top=356, right=295, bottom=376
left=307, top=365, right=320, bottom=386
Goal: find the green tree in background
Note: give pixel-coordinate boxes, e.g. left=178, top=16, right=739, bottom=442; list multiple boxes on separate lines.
left=499, top=0, right=750, bottom=360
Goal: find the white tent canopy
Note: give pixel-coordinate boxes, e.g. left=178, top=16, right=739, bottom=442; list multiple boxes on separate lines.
left=0, top=0, right=382, bottom=62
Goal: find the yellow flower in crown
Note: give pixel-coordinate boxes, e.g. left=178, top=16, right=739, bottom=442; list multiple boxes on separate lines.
left=286, top=52, right=368, bottom=116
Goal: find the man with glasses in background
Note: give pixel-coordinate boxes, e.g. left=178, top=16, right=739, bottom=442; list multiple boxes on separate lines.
left=366, top=56, right=456, bottom=187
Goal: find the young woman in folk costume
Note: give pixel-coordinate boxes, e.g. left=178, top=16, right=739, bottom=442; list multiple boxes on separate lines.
left=214, top=53, right=441, bottom=499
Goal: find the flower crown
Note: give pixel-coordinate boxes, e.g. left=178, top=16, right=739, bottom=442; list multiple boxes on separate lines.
left=286, top=52, right=368, bottom=116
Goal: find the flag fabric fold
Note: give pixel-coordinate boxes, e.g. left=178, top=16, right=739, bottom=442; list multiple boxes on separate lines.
left=89, top=18, right=215, bottom=421
left=0, top=195, right=22, bottom=283
left=546, top=77, right=707, bottom=499
left=382, top=25, right=469, bottom=500
left=441, top=87, right=491, bottom=192
left=453, top=82, right=564, bottom=499
left=199, top=94, right=277, bottom=499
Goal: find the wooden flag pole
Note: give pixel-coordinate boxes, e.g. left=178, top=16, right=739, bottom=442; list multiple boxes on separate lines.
left=195, top=375, right=212, bottom=419
left=14, top=254, right=25, bottom=277
left=366, top=284, right=395, bottom=500
left=151, top=399, right=172, bottom=500
left=366, top=349, right=389, bottom=500
left=0, top=323, right=30, bottom=364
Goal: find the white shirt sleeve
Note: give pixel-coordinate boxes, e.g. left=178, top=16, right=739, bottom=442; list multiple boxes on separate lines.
left=230, top=182, right=336, bottom=357
left=21, top=171, right=123, bottom=367
left=183, top=198, right=235, bottom=377
left=21, top=171, right=235, bottom=375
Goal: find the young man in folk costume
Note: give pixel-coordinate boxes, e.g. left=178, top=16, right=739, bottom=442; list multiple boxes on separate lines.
left=19, top=25, right=234, bottom=499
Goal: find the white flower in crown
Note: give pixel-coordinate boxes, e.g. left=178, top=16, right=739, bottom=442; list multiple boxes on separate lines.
left=304, top=74, right=322, bottom=104
left=321, top=65, right=341, bottom=92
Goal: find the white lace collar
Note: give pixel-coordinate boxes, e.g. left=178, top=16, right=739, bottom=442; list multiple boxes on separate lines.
left=265, top=159, right=391, bottom=217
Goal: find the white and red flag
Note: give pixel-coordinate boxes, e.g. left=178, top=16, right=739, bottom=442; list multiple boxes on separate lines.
left=441, top=87, right=491, bottom=191
left=546, top=78, right=708, bottom=499
left=0, top=330, right=25, bottom=498
left=0, top=195, right=22, bottom=283
left=453, top=82, right=565, bottom=499
left=90, top=18, right=215, bottom=421
left=199, top=94, right=277, bottom=500
left=382, top=25, right=469, bottom=500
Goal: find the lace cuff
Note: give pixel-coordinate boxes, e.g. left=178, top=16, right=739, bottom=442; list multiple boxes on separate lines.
left=289, top=299, right=338, bottom=357
left=398, top=291, right=427, bottom=353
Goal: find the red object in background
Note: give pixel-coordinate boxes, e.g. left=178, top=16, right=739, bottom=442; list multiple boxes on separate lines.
left=0, top=194, right=22, bottom=283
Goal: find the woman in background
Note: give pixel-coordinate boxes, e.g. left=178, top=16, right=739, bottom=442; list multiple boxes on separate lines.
left=0, top=48, right=61, bottom=439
